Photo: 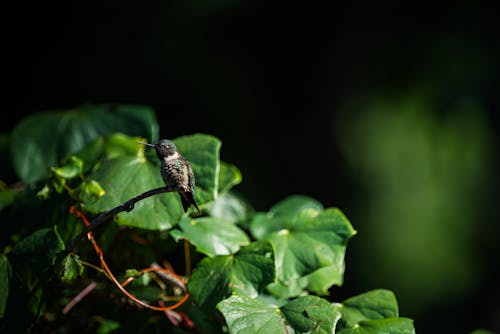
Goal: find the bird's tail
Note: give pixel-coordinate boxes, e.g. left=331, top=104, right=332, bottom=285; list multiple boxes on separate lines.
left=180, top=192, right=200, bottom=213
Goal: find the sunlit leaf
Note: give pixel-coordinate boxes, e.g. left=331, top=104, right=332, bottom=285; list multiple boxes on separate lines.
left=268, top=195, right=323, bottom=221
left=282, top=295, right=341, bottom=334
left=124, top=269, right=142, bottom=278
left=84, top=152, right=183, bottom=230
left=36, top=184, right=51, bottom=200
left=336, top=289, right=399, bottom=329
left=217, top=295, right=286, bottom=334
left=50, top=156, right=83, bottom=179
left=210, top=192, right=253, bottom=224
left=336, top=318, right=415, bottom=334
left=72, top=179, right=106, bottom=203
left=187, top=241, right=274, bottom=310
left=250, top=196, right=356, bottom=298
left=170, top=217, right=249, bottom=256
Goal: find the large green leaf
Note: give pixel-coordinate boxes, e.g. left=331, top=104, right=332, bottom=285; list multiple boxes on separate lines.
left=282, top=295, right=341, bottom=334
left=0, top=255, right=12, bottom=318
left=10, top=104, right=158, bottom=183
left=217, top=295, right=287, bottom=334
left=170, top=217, right=250, bottom=256
left=218, top=295, right=341, bottom=334
left=336, top=289, right=399, bottom=329
left=187, top=241, right=274, bottom=310
left=334, top=290, right=415, bottom=333
left=210, top=192, right=253, bottom=224
left=336, top=318, right=415, bottom=334
left=84, top=143, right=183, bottom=230
left=250, top=195, right=324, bottom=240
left=84, top=134, right=221, bottom=230
left=250, top=197, right=356, bottom=298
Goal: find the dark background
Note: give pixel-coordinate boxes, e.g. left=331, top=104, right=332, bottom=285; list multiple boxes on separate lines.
left=3, top=1, right=499, bottom=333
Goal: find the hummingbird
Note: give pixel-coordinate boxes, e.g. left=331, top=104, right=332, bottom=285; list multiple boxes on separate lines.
left=138, top=139, right=200, bottom=213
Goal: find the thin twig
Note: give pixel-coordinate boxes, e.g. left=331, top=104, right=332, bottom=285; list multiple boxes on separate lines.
left=67, top=186, right=175, bottom=252
left=62, top=281, right=97, bottom=315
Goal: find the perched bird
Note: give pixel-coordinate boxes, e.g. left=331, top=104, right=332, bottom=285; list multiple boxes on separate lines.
left=138, top=139, right=200, bottom=213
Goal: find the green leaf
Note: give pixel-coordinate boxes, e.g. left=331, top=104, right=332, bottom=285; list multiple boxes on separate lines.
left=9, top=226, right=65, bottom=319
left=104, top=133, right=145, bottom=159
left=174, top=134, right=221, bottom=205
left=50, top=155, right=83, bottom=179
left=36, top=184, right=51, bottom=200
left=251, top=200, right=356, bottom=298
left=282, top=295, right=341, bottom=334
left=85, top=153, right=183, bottom=230
left=0, top=189, right=15, bottom=211
left=336, top=289, right=399, bottom=329
left=10, top=104, right=159, bottom=183
left=125, top=269, right=143, bottom=278
left=210, top=192, right=253, bottom=224
left=269, top=195, right=324, bottom=221
left=187, top=241, right=275, bottom=310
left=250, top=195, right=324, bottom=241
left=217, top=295, right=287, bottom=334
left=469, top=330, right=494, bottom=334
left=97, top=319, right=120, bottom=334
left=336, top=318, right=415, bottom=334
left=218, top=161, right=242, bottom=194
left=124, top=271, right=151, bottom=287
left=72, top=179, right=106, bottom=203
left=84, top=134, right=221, bottom=230
left=170, top=217, right=250, bottom=256
left=51, top=176, right=66, bottom=194
left=0, top=254, right=12, bottom=318
left=73, top=137, right=105, bottom=173
left=58, top=254, right=84, bottom=282
left=11, top=226, right=66, bottom=282
left=219, top=295, right=343, bottom=334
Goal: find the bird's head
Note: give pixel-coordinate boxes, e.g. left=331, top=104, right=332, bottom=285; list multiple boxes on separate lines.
left=137, top=139, right=178, bottom=158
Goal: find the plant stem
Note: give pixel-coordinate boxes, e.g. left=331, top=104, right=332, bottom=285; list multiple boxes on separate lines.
left=62, top=281, right=97, bottom=315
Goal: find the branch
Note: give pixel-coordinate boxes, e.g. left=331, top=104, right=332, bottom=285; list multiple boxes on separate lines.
left=62, top=281, right=97, bottom=315
left=67, top=186, right=175, bottom=252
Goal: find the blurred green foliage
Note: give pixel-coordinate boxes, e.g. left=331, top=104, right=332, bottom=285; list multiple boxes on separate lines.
left=337, top=91, right=493, bottom=318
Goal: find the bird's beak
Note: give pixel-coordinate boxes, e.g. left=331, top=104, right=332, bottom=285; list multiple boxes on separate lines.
left=137, top=142, right=156, bottom=148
